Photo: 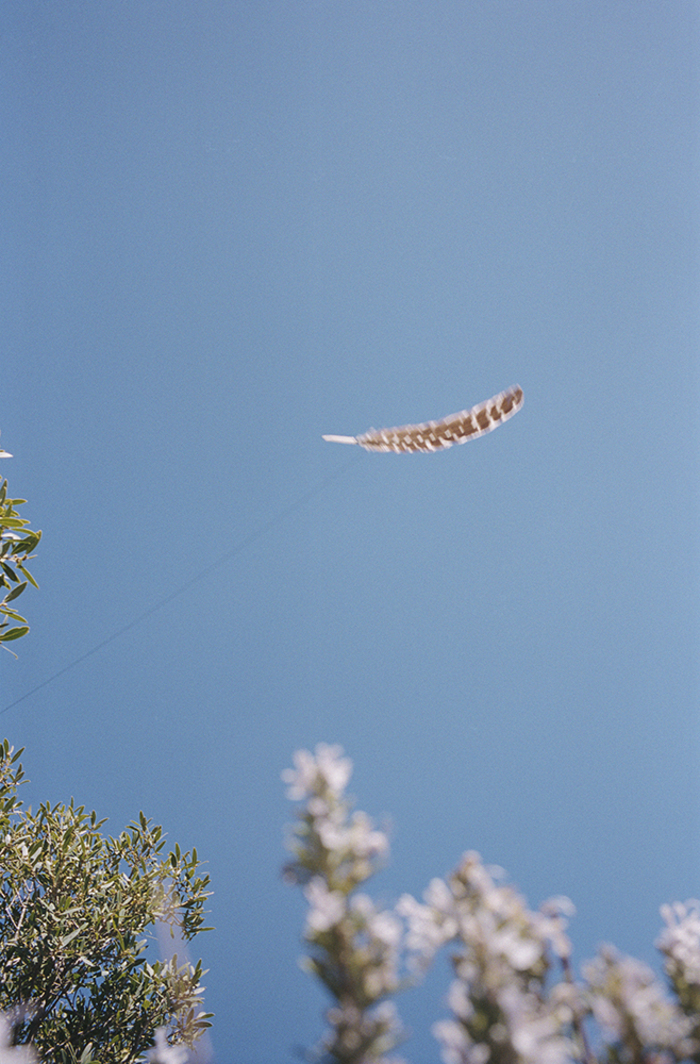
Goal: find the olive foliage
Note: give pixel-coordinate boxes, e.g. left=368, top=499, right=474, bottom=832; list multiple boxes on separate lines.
left=0, top=740, right=212, bottom=1063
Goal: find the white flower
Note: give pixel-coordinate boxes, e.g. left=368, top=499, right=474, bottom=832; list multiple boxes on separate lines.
left=348, top=812, right=389, bottom=859
left=282, top=744, right=353, bottom=801
left=304, top=877, right=345, bottom=932
left=584, top=946, right=693, bottom=1055
left=145, top=1028, right=188, bottom=1064
left=490, top=924, right=542, bottom=972
left=368, top=909, right=403, bottom=950
left=536, top=898, right=575, bottom=960
left=499, top=984, right=573, bottom=1064
left=446, top=981, right=474, bottom=1022
left=541, top=895, right=576, bottom=919
left=316, top=813, right=348, bottom=851
left=432, top=1018, right=492, bottom=1064
left=425, top=875, right=457, bottom=914
left=281, top=748, right=319, bottom=800
left=315, top=742, right=353, bottom=793
left=0, top=1019, right=36, bottom=1064
left=396, top=890, right=455, bottom=966
left=657, top=899, right=700, bottom=987
left=432, top=1018, right=469, bottom=1064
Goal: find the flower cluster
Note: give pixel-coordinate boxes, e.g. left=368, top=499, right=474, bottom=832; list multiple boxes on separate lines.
left=657, top=901, right=700, bottom=1023
left=284, top=744, right=700, bottom=1064
left=398, top=853, right=579, bottom=1064
left=583, top=946, right=694, bottom=1063
left=283, top=744, right=405, bottom=1064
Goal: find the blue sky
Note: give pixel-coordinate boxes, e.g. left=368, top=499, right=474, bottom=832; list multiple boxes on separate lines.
left=1, top=3, right=698, bottom=1062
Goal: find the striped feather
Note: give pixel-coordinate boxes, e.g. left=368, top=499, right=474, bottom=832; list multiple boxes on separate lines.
left=323, top=385, right=523, bottom=453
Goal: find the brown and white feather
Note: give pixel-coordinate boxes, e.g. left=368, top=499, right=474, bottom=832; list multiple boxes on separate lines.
left=323, top=385, right=523, bottom=453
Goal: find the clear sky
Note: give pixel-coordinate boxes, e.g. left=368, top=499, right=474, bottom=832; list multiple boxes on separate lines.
left=1, top=3, right=699, bottom=1062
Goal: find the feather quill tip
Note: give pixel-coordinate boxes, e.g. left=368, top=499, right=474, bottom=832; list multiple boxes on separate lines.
left=322, top=435, right=358, bottom=445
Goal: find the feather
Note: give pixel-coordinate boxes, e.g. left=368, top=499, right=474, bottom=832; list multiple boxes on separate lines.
left=323, top=385, right=523, bottom=453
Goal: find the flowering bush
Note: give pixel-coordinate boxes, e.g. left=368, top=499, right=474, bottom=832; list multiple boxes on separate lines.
left=283, top=745, right=405, bottom=1064
left=283, top=744, right=700, bottom=1064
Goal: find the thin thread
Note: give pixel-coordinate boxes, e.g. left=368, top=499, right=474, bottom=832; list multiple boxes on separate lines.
left=1, top=455, right=358, bottom=714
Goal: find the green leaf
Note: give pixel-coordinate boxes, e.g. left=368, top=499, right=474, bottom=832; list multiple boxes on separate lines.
left=18, top=530, right=41, bottom=552
left=60, top=926, right=82, bottom=947
left=5, top=581, right=27, bottom=602
left=0, top=625, right=29, bottom=641
left=17, top=563, right=39, bottom=588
